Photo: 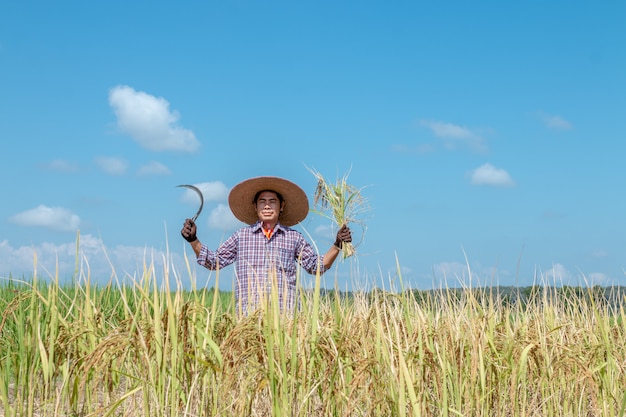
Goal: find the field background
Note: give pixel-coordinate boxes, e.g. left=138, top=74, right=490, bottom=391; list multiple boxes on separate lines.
left=1, top=261, right=626, bottom=417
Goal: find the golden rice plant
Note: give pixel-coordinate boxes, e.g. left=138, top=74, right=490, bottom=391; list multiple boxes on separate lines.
left=308, top=167, right=369, bottom=259
left=4, top=236, right=626, bottom=416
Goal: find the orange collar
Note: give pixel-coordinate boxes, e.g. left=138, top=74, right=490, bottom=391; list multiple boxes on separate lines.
left=262, top=227, right=274, bottom=240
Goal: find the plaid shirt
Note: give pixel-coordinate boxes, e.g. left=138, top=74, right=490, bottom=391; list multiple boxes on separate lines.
left=197, top=221, right=328, bottom=314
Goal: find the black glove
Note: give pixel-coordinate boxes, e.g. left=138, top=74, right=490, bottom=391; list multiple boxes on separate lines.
left=334, top=224, right=352, bottom=249
left=181, top=219, right=198, bottom=243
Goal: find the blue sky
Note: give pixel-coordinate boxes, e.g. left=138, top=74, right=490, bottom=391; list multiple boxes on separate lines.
left=1, top=1, right=625, bottom=290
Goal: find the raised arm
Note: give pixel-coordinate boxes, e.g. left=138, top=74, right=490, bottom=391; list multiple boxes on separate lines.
left=181, top=218, right=203, bottom=257
left=322, top=224, right=352, bottom=269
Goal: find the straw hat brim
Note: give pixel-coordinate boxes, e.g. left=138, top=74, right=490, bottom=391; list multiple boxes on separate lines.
left=228, top=176, right=309, bottom=226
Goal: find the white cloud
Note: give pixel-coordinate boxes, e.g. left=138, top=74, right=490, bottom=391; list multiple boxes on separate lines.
left=432, top=261, right=472, bottom=286
left=541, top=113, right=572, bottom=130
left=179, top=181, right=230, bottom=206
left=109, top=85, right=200, bottom=153
left=420, top=120, right=487, bottom=152
left=207, top=203, right=242, bottom=230
left=590, top=250, right=608, bottom=259
left=137, top=161, right=171, bottom=176
left=96, top=156, right=128, bottom=175
left=43, top=159, right=79, bottom=173
left=9, top=205, right=80, bottom=232
left=422, top=120, right=474, bottom=138
left=542, top=263, right=572, bottom=283
left=0, top=235, right=181, bottom=287
left=587, top=272, right=609, bottom=285
left=432, top=261, right=466, bottom=276
left=196, top=181, right=230, bottom=202
left=430, top=259, right=512, bottom=287
left=470, top=163, right=515, bottom=187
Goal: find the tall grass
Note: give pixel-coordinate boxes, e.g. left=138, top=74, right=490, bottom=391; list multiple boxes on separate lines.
left=1, top=254, right=626, bottom=416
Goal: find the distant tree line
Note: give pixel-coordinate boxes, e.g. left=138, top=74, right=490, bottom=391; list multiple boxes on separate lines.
left=311, top=285, right=626, bottom=311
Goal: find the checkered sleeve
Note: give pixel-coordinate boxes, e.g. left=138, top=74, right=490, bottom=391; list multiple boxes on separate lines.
left=197, top=233, right=238, bottom=270
left=295, top=234, right=329, bottom=275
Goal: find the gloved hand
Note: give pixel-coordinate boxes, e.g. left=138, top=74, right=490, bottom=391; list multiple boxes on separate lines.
left=181, top=219, right=198, bottom=243
left=334, top=224, right=352, bottom=249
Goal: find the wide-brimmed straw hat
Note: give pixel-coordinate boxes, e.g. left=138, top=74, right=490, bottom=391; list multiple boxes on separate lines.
left=228, top=176, right=309, bottom=226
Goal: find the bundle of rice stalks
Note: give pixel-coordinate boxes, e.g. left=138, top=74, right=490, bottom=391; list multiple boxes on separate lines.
left=308, top=167, right=369, bottom=259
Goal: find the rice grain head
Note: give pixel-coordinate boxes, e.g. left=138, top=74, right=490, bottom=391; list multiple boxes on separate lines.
left=308, top=167, right=369, bottom=259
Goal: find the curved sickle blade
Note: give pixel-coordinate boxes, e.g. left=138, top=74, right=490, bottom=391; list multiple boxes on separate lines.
left=177, top=184, right=204, bottom=222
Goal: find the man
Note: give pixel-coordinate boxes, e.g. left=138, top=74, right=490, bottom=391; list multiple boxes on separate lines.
left=181, top=176, right=352, bottom=315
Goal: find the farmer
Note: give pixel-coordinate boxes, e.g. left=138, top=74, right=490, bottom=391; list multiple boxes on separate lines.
left=181, top=176, right=352, bottom=315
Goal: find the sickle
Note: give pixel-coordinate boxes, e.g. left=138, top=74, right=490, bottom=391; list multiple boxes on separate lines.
left=177, top=184, right=204, bottom=222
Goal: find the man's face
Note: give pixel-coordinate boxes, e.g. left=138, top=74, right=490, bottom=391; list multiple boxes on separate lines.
left=255, top=191, right=283, bottom=224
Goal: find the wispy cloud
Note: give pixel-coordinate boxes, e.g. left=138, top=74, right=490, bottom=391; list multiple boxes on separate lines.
left=590, top=249, right=608, bottom=259
left=469, top=163, right=515, bottom=187
left=96, top=156, right=128, bottom=176
left=587, top=272, right=609, bottom=285
left=9, top=205, right=80, bottom=232
left=109, top=85, right=200, bottom=153
left=432, top=261, right=472, bottom=286
left=420, top=120, right=488, bottom=152
left=137, top=161, right=171, bottom=176
left=0, top=235, right=174, bottom=285
left=207, top=203, right=242, bottom=230
left=542, top=263, right=572, bottom=282
left=42, top=159, right=79, bottom=173
left=539, top=113, right=573, bottom=130
left=540, top=264, right=611, bottom=286
left=179, top=181, right=230, bottom=204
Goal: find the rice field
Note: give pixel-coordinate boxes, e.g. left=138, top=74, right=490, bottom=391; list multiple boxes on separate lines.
left=1, top=256, right=626, bottom=416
